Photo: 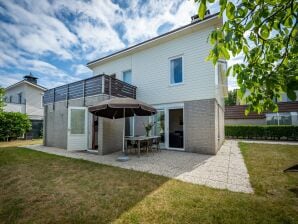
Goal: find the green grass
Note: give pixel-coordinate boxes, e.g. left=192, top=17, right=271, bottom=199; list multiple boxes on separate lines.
left=0, top=139, right=42, bottom=148
left=0, top=143, right=297, bottom=224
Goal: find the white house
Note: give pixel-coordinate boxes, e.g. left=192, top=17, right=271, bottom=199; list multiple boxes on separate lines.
left=43, top=13, right=227, bottom=155
left=4, top=73, right=47, bottom=138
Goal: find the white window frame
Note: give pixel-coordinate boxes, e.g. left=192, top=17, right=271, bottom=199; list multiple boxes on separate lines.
left=169, top=55, right=184, bottom=86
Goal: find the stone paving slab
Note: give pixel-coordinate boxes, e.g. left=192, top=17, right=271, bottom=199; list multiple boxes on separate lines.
left=23, top=140, right=253, bottom=193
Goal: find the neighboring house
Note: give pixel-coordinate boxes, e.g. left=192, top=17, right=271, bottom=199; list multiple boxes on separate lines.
left=43, top=13, right=227, bottom=155
left=225, top=90, right=298, bottom=125
left=4, top=73, right=47, bottom=138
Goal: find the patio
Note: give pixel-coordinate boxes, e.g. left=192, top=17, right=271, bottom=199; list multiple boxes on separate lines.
left=24, top=140, right=253, bottom=193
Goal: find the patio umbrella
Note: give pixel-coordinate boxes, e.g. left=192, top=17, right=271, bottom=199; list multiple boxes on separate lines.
left=88, top=97, right=157, bottom=161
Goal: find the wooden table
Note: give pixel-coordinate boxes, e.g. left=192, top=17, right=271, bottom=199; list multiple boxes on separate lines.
left=124, top=136, right=160, bottom=157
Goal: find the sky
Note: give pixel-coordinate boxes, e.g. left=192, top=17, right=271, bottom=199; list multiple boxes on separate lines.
left=0, top=0, right=238, bottom=89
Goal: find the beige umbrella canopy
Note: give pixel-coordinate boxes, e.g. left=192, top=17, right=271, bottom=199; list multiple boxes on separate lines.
left=88, top=97, right=157, bottom=160
left=88, top=97, right=157, bottom=118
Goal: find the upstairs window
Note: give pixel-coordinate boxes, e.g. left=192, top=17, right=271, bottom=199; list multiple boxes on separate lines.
left=123, top=70, right=132, bottom=84
left=170, top=57, right=183, bottom=85
left=18, top=92, right=22, bottom=104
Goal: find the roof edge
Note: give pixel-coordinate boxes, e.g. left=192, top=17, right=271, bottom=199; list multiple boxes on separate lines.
left=87, top=12, right=220, bottom=67
left=5, top=80, right=47, bottom=91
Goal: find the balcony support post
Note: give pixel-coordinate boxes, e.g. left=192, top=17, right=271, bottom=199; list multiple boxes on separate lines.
left=83, top=80, right=86, bottom=106
left=53, top=88, right=55, bottom=111
left=66, top=84, right=69, bottom=108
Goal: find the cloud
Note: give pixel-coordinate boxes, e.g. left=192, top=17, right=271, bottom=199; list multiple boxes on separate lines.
left=1, top=0, right=233, bottom=90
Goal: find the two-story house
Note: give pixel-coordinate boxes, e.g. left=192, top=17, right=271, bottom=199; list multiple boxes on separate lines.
left=43, top=13, right=227, bottom=155
left=4, top=73, right=47, bottom=138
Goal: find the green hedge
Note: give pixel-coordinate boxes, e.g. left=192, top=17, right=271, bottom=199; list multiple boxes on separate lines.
left=0, top=112, right=32, bottom=141
left=225, top=125, right=298, bottom=140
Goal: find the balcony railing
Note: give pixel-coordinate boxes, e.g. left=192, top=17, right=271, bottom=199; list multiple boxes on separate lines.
left=43, top=74, right=137, bottom=105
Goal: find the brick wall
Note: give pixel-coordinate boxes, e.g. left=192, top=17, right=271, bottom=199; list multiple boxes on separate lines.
left=184, top=99, right=218, bottom=155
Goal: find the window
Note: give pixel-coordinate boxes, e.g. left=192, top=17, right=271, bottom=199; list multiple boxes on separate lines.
left=70, top=109, right=85, bottom=134
left=123, top=70, right=132, bottom=84
left=18, top=93, right=22, bottom=104
left=9, top=96, right=13, bottom=103
left=170, top=57, right=183, bottom=84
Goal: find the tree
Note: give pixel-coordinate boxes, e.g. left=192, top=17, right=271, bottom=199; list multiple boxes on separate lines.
left=225, top=89, right=237, bottom=105
left=0, top=112, right=32, bottom=141
left=196, top=0, right=298, bottom=114
left=0, top=87, right=5, bottom=112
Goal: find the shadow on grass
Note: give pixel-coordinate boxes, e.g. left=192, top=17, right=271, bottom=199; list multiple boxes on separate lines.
left=0, top=147, right=169, bottom=224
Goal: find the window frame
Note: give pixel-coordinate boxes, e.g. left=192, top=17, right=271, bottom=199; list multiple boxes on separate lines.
left=169, top=55, right=184, bottom=86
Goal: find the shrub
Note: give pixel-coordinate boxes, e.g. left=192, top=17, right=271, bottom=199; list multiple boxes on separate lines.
left=225, top=125, right=298, bottom=140
left=0, top=112, right=32, bottom=141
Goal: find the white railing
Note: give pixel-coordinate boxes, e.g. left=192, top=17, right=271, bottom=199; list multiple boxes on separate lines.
left=4, top=103, right=26, bottom=113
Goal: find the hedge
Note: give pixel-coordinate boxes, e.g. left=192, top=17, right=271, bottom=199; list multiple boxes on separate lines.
left=0, top=112, right=32, bottom=141
left=225, top=125, right=298, bottom=140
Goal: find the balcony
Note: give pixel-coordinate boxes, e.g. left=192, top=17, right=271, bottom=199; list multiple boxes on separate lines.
left=43, top=74, right=137, bottom=105
left=4, top=102, right=26, bottom=114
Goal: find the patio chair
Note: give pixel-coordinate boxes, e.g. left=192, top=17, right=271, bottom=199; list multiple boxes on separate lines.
left=126, top=140, right=138, bottom=154
left=152, top=137, right=161, bottom=152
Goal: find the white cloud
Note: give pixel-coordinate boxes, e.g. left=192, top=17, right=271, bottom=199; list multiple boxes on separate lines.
left=1, top=0, right=238, bottom=90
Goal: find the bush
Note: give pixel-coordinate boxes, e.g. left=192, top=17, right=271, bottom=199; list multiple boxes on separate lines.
left=225, top=125, right=298, bottom=140
left=0, top=112, right=32, bottom=141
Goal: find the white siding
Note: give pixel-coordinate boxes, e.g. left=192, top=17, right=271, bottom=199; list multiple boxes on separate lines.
left=4, top=85, right=25, bottom=104
left=24, top=84, right=44, bottom=120
left=4, top=82, right=44, bottom=120
left=4, top=103, right=26, bottom=113
left=92, top=26, right=216, bottom=105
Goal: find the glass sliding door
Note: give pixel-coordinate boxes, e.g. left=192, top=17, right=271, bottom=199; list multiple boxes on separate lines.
left=168, top=108, right=184, bottom=149
left=152, top=110, right=165, bottom=148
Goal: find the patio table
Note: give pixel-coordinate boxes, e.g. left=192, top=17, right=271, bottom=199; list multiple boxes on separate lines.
left=124, top=136, right=160, bottom=157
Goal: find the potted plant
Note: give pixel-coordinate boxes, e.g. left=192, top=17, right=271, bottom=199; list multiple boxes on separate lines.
left=143, top=121, right=156, bottom=137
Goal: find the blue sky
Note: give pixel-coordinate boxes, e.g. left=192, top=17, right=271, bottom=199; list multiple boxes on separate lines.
left=0, top=0, right=237, bottom=89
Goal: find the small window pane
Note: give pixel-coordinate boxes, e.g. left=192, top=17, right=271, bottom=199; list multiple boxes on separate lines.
left=266, top=113, right=278, bottom=125
left=170, top=57, right=183, bottom=84
left=123, top=70, right=132, bottom=84
left=279, top=112, right=291, bottom=125
left=71, top=109, right=85, bottom=134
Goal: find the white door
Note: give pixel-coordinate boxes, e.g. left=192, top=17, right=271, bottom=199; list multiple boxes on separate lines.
left=67, top=107, right=88, bottom=151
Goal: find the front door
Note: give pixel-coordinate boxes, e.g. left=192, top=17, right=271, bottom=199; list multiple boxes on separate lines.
left=67, top=107, right=88, bottom=151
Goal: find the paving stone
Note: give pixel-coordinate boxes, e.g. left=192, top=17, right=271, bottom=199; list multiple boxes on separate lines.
left=24, top=140, right=254, bottom=193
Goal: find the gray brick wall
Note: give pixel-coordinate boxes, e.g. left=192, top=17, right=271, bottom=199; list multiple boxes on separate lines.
left=184, top=99, right=218, bottom=155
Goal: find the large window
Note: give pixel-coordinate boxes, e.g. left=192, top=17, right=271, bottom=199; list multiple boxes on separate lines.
left=170, top=57, right=183, bottom=85
left=123, top=70, right=132, bottom=84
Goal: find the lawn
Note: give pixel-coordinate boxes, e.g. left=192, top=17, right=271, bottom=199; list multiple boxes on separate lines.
left=0, top=142, right=297, bottom=224
left=0, top=139, right=42, bottom=148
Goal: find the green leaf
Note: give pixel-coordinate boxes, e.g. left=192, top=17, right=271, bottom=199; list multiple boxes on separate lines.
left=198, top=0, right=206, bottom=20
left=226, top=2, right=235, bottom=20
left=260, top=24, right=270, bottom=39
left=245, top=20, right=254, bottom=30
left=284, top=17, right=293, bottom=28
